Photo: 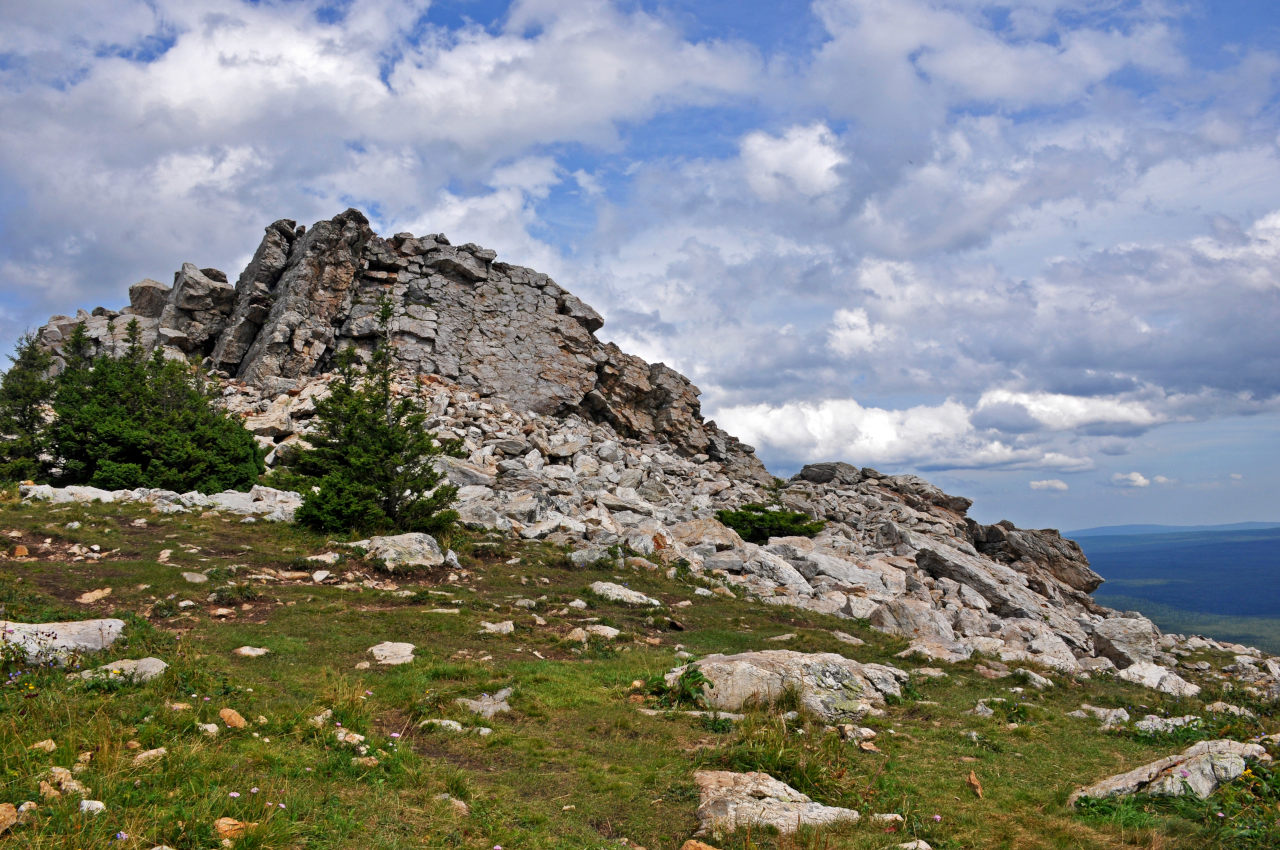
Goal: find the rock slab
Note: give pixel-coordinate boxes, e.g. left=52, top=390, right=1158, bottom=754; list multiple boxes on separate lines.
left=694, top=770, right=859, bottom=835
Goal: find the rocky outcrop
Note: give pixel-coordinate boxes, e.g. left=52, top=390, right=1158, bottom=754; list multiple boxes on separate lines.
left=37, top=210, right=764, bottom=478
left=28, top=208, right=1280, bottom=693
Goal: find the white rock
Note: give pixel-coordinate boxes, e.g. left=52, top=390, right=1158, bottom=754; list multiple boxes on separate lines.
left=369, top=641, right=415, bottom=665
left=589, top=581, right=661, bottom=607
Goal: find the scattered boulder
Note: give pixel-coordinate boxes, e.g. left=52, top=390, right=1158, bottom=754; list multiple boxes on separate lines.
left=75, top=657, right=168, bottom=684
left=349, top=533, right=444, bottom=571
left=693, top=770, right=859, bottom=836
left=670, top=650, right=907, bottom=720
left=1134, top=715, right=1200, bottom=735
left=1070, top=740, right=1270, bottom=805
left=233, top=646, right=271, bottom=658
left=1092, top=618, right=1160, bottom=668
left=1117, top=662, right=1200, bottom=697
left=589, top=581, right=661, bottom=607
left=1, top=618, right=126, bottom=663
left=456, top=687, right=513, bottom=720
left=368, top=642, right=416, bottom=665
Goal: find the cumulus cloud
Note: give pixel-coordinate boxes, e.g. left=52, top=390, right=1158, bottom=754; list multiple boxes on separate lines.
left=1112, top=472, right=1151, bottom=488
left=1030, top=479, right=1069, bottom=491
left=1, top=0, right=1278, bottom=522
left=740, top=123, right=847, bottom=200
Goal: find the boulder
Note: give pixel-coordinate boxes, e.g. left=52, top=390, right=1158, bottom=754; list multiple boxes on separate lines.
left=1093, top=618, right=1160, bottom=668
left=670, top=650, right=907, bottom=720
left=75, top=657, right=168, bottom=683
left=693, top=770, right=859, bottom=836
left=349, top=533, right=444, bottom=571
left=2, top=619, right=127, bottom=663
left=589, top=581, right=661, bottom=607
left=1117, top=662, right=1200, bottom=697
left=368, top=642, right=415, bottom=665
left=1070, top=740, right=1270, bottom=805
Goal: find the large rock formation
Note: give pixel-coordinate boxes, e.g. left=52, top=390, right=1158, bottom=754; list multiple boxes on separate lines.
left=36, top=210, right=763, bottom=480
left=30, top=209, right=1277, bottom=692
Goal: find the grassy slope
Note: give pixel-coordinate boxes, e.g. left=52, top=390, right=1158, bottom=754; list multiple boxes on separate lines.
left=1, top=497, right=1276, bottom=850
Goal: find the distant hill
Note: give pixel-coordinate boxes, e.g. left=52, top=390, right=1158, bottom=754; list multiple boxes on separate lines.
left=1068, top=521, right=1280, bottom=537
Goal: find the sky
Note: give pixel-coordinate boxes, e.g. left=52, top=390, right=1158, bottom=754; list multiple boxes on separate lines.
left=0, top=0, right=1277, bottom=531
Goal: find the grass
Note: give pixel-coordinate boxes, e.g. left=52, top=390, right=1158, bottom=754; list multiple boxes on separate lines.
left=0, top=497, right=1274, bottom=849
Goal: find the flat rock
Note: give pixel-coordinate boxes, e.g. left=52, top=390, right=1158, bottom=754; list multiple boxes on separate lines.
left=455, top=687, right=512, bottom=719
left=233, top=646, right=271, bottom=657
left=1070, top=740, right=1270, bottom=805
left=589, top=581, right=661, bottom=607
left=693, top=770, right=859, bottom=836
left=671, top=650, right=907, bottom=721
left=75, top=587, right=112, bottom=604
left=76, top=657, right=168, bottom=683
left=349, top=533, right=444, bottom=571
left=2, top=618, right=127, bottom=663
left=369, top=641, right=415, bottom=665
left=1093, top=618, right=1160, bottom=668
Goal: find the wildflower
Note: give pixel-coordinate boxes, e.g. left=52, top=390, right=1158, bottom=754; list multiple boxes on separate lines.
left=390, top=732, right=401, bottom=738
left=250, top=787, right=259, bottom=794
left=365, top=690, right=373, bottom=695
left=229, top=791, right=241, bottom=798
left=933, top=814, right=942, bottom=822
left=115, top=832, right=128, bottom=840
left=278, top=803, right=285, bottom=809
left=1217, top=812, right=1225, bottom=818
left=1180, top=769, right=1190, bottom=777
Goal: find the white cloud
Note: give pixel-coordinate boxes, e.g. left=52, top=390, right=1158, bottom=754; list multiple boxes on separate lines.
left=976, top=390, right=1163, bottom=431
left=828, top=308, right=894, bottom=355
left=1030, top=479, right=1069, bottom=491
left=740, top=124, right=847, bottom=200
left=1112, top=471, right=1150, bottom=488
left=1152, top=475, right=1175, bottom=485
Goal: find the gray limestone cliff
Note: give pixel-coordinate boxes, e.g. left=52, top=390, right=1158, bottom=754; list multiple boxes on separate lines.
left=34, top=209, right=765, bottom=483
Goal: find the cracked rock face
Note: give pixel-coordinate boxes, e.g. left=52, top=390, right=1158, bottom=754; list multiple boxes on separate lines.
left=38, top=210, right=765, bottom=479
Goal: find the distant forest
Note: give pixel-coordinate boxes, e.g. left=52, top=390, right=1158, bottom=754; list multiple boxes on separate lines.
left=1077, top=528, right=1280, bottom=654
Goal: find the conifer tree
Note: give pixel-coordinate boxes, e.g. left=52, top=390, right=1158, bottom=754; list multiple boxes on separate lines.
left=294, top=299, right=462, bottom=534
left=47, top=320, right=263, bottom=491
left=0, top=331, right=55, bottom=482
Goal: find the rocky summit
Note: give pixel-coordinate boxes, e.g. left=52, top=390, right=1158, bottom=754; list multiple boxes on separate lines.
left=8, top=210, right=1280, bottom=849
left=36, top=209, right=761, bottom=481
left=30, top=210, right=1280, bottom=696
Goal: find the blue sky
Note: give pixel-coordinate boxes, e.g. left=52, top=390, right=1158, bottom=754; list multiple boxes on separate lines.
left=1, top=0, right=1278, bottom=530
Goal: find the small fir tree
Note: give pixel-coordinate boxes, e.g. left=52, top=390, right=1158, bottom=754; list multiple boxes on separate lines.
left=0, top=331, right=56, bottom=482
left=294, top=299, right=462, bottom=534
left=47, top=320, right=264, bottom=491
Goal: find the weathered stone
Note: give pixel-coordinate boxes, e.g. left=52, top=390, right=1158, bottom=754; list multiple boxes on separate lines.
left=2, top=618, right=126, bottom=663
left=369, top=641, right=415, bottom=665
left=589, top=581, right=661, bottom=607
left=672, top=650, right=906, bottom=720
left=349, top=533, right=444, bottom=571
left=1117, top=662, right=1201, bottom=697
left=455, top=687, right=513, bottom=719
left=693, top=770, right=859, bottom=836
left=1070, top=740, right=1270, bottom=805
left=1093, top=617, right=1160, bottom=668
left=76, top=657, right=168, bottom=684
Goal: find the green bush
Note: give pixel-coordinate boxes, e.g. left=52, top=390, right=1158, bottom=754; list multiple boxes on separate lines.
left=46, top=321, right=263, bottom=492
left=715, top=502, right=824, bottom=544
left=293, top=299, right=462, bottom=535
